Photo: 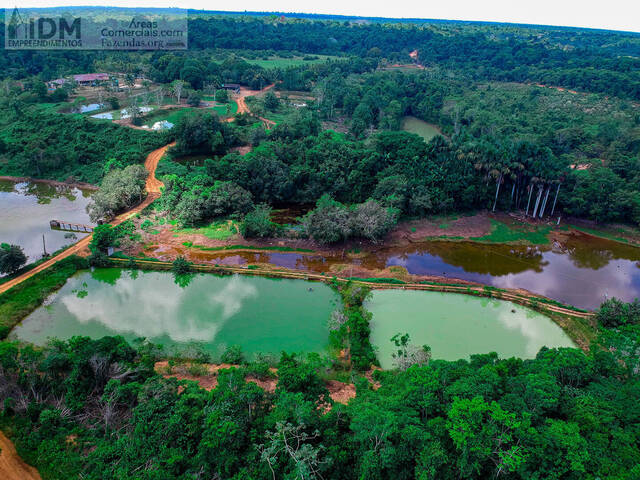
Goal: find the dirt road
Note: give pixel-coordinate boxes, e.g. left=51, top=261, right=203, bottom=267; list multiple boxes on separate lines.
left=0, top=143, right=172, bottom=296
left=228, top=84, right=276, bottom=127
left=0, top=432, right=41, bottom=480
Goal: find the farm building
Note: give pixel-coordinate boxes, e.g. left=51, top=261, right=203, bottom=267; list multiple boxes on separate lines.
left=48, top=78, right=66, bottom=87
left=73, top=73, right=109, bottom=86
left=47, top=78, right=67, bottom=91
left=221, top=83, right=241, bottom=94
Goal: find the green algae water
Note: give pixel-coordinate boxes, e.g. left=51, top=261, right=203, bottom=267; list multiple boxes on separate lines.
left=401, top=116, right=442, bottom=141
left=12, top=269, right=339, bottom=359
left=368, top=290, right=574, bottom=368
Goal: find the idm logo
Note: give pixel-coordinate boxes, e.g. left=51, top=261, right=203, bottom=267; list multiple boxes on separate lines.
left=7, top=7, right=81, bottom=40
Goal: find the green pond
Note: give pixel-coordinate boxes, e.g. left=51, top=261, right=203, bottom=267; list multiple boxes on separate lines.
left=401, top=116, right=442, bottom=141
left=368, top=290, right=574, bottom=368
left=12, top=269, right=339, bottom=359
left=0, top=180, right=92, bottom=265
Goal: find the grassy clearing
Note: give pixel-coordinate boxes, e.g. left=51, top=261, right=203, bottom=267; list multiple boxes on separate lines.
left=174, top=220, right=239, bottom=240
left=471, top=219, right=551, bottom=244
left=261, top=111, right=289, bottom=126
left=242, top=54, right=339, bottom=69
left=568, top=224, right=635, bottom=245
left=0, top=256, right=88, bottom=336
left=142, top=103, right=236, bottom=128
left=210, top=102, right=238, bottom=116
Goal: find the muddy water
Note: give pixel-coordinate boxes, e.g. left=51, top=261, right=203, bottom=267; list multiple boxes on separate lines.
left=152, top=231, right=640, bottom=310
left=0, top=180, right=92, bottom=264
left=12, top=269, right=338, bottom=359
left=368, top=290, right=575, bottom=368
left=376, top=236, right=640, bottom=310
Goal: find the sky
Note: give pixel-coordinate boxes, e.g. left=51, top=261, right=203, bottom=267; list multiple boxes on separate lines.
left=6, top=0, right=640, bottom=33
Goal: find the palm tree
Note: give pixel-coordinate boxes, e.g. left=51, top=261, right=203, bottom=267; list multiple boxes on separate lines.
left=550, top=181, right=562, bottom=216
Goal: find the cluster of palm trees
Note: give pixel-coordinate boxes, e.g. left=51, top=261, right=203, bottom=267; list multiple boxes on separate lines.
left=461, top=138, right=566, bottom=218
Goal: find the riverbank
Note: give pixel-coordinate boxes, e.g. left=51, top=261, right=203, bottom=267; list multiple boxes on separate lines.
left=132, top=209, right=640, bottom=262
left=0, top=175, right=98, bottom=191
left=118, top=207, right=640, bottom=310
left=0, top=142, right=171, bottom=296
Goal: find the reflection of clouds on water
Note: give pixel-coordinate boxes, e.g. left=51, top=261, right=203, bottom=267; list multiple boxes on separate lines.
left=60, top=273, right=257, bottom=343
left=210, top=275, right=258, bottom=318
left=389, top=242, right=640, bottom=309
left=492, top=252, right=637, bottom=309
left=496, top=305, right=571, bottom=357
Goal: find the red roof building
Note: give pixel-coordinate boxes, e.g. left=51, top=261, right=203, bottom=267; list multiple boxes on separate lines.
left=73, top=73, right=109, bottom=85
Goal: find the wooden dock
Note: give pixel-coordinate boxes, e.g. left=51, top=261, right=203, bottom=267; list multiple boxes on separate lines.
left=50, top=220, right=94, bottom=233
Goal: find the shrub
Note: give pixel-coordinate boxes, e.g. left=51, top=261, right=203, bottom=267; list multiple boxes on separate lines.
left=88, top=251, right=110, bottom=267
left=302, top=195, right=398, bottom=244
left=350, top=200, right=399, bottom=242
left=214, top=89, right=229, bottom=103
left=241, top=204, right=279, bottom=238
left=87, top=165, right=148, bottom=222
left=172, top=257, right=192, bottom=275
left=302, top=194, right=351, bottom=244
left=221, top=345, right=245, bottom=364
left=596, top=298, right=640, bottom=328
left=0, top=243, right=27, bottom=275
left=264, top=91, right=280, bottom=111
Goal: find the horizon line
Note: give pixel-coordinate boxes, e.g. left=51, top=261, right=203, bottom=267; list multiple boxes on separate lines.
left=4, top=5, right=639, bottom=35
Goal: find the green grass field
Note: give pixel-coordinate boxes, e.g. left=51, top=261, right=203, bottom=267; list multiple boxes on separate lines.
left=173, top=220, right=239, bottom=240
left=471, top=220, right=551, bottom=244
left=242, top=55, right=340, bottom=69
left=141, top=102, right=236, bottom=127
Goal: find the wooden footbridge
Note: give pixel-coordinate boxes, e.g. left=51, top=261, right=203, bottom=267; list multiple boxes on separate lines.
left=50, top=220, right=94, bottom=233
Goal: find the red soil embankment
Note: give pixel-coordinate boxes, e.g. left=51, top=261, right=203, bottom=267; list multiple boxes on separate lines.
left=0, top=432, right=41, bottom=480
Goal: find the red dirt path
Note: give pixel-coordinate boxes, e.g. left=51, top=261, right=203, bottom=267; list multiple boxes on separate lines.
left=0, top=142, right=172, bottom=296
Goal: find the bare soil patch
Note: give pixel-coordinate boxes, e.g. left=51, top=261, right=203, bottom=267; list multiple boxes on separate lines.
left=391, top=213, right=492, bottom=244
left=0, top=431, right=41, bottom=480
left=155, top=362, right=363, bottom=405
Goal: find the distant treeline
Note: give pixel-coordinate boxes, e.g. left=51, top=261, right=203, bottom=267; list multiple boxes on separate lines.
left=0, top=15, right=639, bottom=99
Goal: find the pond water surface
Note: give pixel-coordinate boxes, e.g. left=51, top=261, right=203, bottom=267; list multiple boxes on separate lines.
left=368, top=290, right=575, bottom=368
left=0, top=180, right=92, bottom=264
left=12, top=269, right=339, bottom=359
left=155, top=232, right=640, bottom=310
left=402, top=116, right=443, bottom=142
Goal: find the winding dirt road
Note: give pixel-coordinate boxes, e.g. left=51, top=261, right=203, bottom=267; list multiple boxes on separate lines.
left=0, top=143, right=172, bottom=296
left=228, top=84, right=276, bottom=127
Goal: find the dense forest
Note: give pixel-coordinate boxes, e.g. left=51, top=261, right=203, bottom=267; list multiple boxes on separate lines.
left=1, top=13, right=638, bottom=229
left=0, top=84, right=166, bottom=184
left=2, top=14, right=640, bottom=98
left=0, top=295, right=638, bottom=479
left=154, top=100, right=640, bottom=238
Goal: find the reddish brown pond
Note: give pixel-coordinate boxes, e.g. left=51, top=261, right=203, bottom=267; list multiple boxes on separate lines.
left=146, top=231, right=640, bottom=310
